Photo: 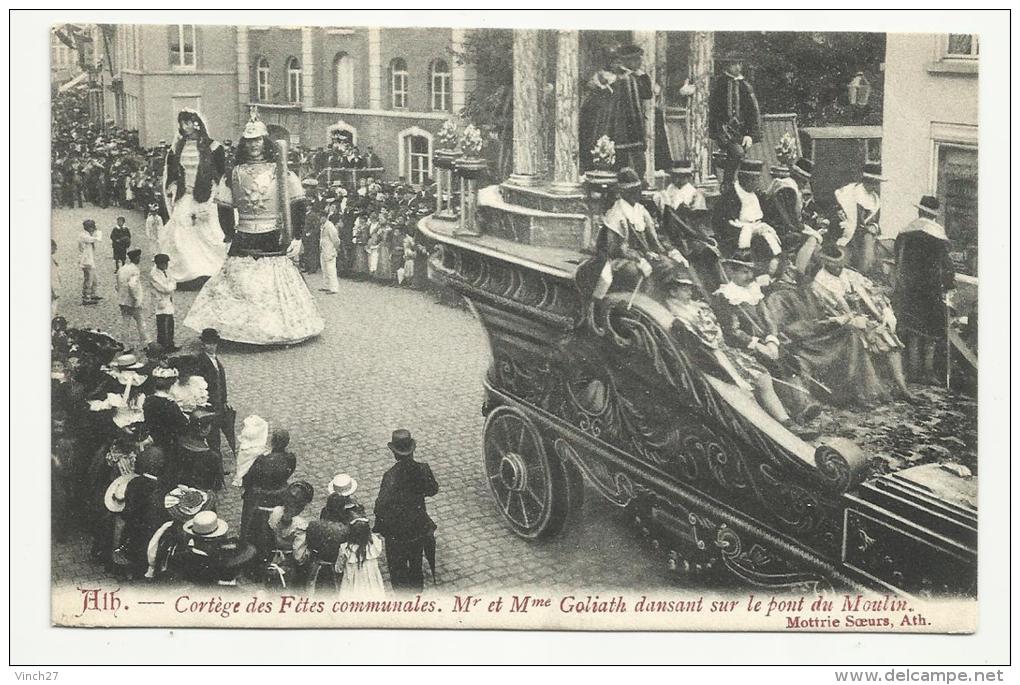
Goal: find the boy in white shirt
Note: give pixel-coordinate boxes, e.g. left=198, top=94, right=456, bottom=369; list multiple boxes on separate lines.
left=150, top=253, right=179, bottom=351
left=78, top=219, right=103, bottom=305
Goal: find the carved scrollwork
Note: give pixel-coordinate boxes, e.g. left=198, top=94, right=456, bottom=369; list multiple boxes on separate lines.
left=494, top=354, right=555, bottom=410
left=553, top=437, right=635, bottom=507
left=715, top=524, right=834, bottom=593
left=438, top=244, right=582, bottom=329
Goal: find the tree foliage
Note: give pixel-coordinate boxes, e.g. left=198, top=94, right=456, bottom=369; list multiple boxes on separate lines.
left=453, top=28, right=515, bottom=177
left=453, top=30, right=887, bottom=179
left=716, top=31, right=886, bottom=127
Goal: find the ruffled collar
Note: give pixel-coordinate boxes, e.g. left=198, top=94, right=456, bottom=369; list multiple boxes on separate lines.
left=715, top=281, right=764, bottom=306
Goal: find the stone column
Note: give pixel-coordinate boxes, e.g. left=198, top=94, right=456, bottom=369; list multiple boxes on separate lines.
left=688, top=31, right=715, bottom=184
left=550, top=30, right=581, bottom=195
left=633, top=31, right=658, bottom=187
left=301, top=27, right=315, bottom=107
left=368, top=28, right=382, bottom=110
left=236, top=26, right=249, bottom=134
left=508, top=29, right=542, bottom=186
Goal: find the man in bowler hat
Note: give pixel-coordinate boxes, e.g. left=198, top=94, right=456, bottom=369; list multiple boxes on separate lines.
left=194, top=328, right=236, bottom=473
left=373, top=429, right=439, bottom=592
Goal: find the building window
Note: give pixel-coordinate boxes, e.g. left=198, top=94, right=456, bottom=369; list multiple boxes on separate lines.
left=256, top=57, right=271, bottom=102
left=430, top=59, right=451, bottom=111
left=946, top=34, right=979, bottom=59
left=407, top=135, right=430, bottom=185
left=286, top=57, right=302, bottom=104
left=168, top=24, right=196, bottom=68
left=334, top=52, right=354, bottom=107
left=390, top=58, right=408, bottom=110
left=52, top=40, right=73, bottom=68
left=933, top=143, right=978, bottom=276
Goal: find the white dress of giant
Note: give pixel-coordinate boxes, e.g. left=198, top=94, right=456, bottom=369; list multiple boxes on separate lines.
left=159, top=140, right=228, bottom=282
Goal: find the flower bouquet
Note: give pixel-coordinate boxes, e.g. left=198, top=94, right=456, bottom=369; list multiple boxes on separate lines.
left=454, top=124, right=488, bottom=179
left=585, top=135, right=618, bottom=187
left=774, top=132, right=798, bottom=169
left=434, top=119, right=461, bottom=170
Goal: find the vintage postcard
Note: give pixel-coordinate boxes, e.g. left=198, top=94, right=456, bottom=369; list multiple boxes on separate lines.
left=38, top=12, right=995, bottom=641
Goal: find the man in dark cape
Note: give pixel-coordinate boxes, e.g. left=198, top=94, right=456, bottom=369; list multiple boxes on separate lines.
left=709, top=61, right=762, bottom=186
left=580, top=44, right=671, bottom=179
left=892, top=196, right=956, bottom=383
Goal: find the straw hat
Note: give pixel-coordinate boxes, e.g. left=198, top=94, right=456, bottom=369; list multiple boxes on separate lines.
left=328, top=473, right=358, bottom=497
left=183, top=510, right=229, bottom=538
left=104, top=473, right=139, bottom=513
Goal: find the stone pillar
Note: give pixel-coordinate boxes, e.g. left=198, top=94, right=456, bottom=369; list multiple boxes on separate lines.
left=508, top=29, right=542, bottom=186
left=301, top=27, right=315, bottom=107
left=688, top=31, right=715, bottom=184
left=236, top=26, right=249, bottom=133
left=368, top=28, right=382, bottom=110
left=633, top=31, right=658, bottom=187
left=451, top=28, right=467, bottom=113
left=550, top=30, right=581, bottom=195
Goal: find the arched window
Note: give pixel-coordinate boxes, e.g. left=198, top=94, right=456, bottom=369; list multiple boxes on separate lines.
left=334, top=52, right=354, bottom=107
left=255, top=56, right=270, bottom=102
left=390, top=57, right=408, bottom=110
left=398, top=126, right=433, bottom=186
left=286, top=56, right=302, bottom=104
left=430, top=59, right=451, bottom=112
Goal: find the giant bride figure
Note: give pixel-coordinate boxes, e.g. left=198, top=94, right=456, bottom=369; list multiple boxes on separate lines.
left=184, top=109, right=325, bottom=345
left=160, top=109, right=230, bottom=283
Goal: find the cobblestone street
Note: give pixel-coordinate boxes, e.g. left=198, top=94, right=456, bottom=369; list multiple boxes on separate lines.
left=51, top=205, right=677, bottom=592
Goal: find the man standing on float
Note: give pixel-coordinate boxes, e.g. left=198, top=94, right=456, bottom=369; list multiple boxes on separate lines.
left=184, top=109, right=325, bottom=345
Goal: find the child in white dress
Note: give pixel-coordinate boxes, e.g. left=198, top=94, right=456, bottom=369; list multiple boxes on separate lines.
left=336, top=518, right=386, bottom=598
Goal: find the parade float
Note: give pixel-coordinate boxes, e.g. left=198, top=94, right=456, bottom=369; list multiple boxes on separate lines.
left=419, top=30, right=977, bottom=598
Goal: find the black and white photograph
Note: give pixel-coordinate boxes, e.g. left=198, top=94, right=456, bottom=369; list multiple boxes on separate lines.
left=10, top=9, right=1010, bottom=667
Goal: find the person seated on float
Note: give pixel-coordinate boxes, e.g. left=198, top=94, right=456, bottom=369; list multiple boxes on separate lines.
left=653, top=160, right=707, bottom=219
left=662, top=269, right=794, bottom=426
left=809, top=244, right=911, bottom=401
left=712, top=159, right=782, bottom=261
left=711, top=249, right=821, bottom=424
left=591, top=166, right=688, bottom=299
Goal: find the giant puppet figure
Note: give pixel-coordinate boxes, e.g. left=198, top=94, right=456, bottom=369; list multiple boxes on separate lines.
left=160, top=109, right=230, bottom=283
left=184, top=109, right=325, bottom=345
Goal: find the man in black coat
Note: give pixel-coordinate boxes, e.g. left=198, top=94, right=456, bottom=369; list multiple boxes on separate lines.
left=709, top=61, right=762, bottom=186
left=194, top=328, right=234, bottom=473
left=893, top=196, right=957, bottom=383
left=373, top=429, right=439, bottom=592
left=143, top=366, right=189, bottom=450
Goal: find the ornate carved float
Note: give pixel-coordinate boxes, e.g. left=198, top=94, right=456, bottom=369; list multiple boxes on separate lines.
left=419, top=191, right=977, bottom=598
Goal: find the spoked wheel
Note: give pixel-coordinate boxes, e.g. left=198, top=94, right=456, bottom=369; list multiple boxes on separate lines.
left=483, top=406, right=569, bottom=539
